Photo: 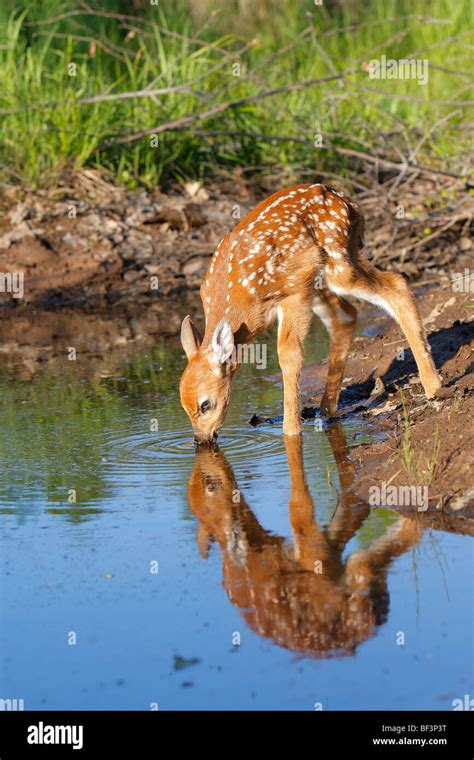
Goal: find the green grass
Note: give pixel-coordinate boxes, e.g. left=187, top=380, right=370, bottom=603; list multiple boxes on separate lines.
left=0, top=0, right=472, bottom=188
left=399, top=389, right=441, bottom=484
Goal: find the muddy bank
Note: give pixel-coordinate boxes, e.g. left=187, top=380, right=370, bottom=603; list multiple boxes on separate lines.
left=297, top=283, right=473, bottom=517
left=0, top=169, right=472, bottom=325
left=0, top=170, right=254, bottom=318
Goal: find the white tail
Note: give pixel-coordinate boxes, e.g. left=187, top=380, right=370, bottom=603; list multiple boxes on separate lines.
left=180, top=183, right=441, bottom=441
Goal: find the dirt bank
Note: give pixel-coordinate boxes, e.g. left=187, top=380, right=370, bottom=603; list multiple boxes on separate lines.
left=0, top=169, right=472, bottom=323
left=0, top=170, right=254, bottom=318
left=297, top=283, right=473, bottom=518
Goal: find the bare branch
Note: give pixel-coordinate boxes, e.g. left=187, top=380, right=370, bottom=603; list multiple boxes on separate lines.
left=95, top=70, right=351, bottom=150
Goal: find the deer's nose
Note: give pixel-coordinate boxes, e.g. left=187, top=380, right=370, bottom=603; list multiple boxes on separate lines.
left=193, top=431, right=218, bottom=446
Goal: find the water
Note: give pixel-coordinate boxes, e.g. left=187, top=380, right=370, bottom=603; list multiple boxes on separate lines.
left=0, top=321, right=472, bottom=710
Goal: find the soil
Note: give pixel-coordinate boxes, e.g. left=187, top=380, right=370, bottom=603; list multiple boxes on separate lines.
left=295, top=283, right=473, bottom=520
left=0, top=169, right=255, bottom=320
left=0, top=169, right=472, bottom=521
left=0, top=168, right=471, bottom=323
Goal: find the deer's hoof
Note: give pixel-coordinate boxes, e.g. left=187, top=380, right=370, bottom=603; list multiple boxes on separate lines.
left=423, top=375, right=442, bottom=399
left=320, top=398, right=338, bottom=417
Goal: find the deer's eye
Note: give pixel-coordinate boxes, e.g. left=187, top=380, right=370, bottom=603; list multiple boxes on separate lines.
left=200, top=399, right=211, bottom=413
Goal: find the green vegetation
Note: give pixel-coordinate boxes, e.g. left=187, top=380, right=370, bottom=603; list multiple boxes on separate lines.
left=0, top=0, right=472, bottom=188
left=399, top=389, right=441, bottom=484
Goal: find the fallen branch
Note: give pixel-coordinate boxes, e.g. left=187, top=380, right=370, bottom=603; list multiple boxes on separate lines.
left=333, top=147, right=469, bottom=181
left=95, top=70, right=352, bottom=150
left=406, top=209, right=473, bottom=251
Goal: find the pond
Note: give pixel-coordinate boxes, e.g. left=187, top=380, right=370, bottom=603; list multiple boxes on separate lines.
left=0, top=319, right=471, bottom=710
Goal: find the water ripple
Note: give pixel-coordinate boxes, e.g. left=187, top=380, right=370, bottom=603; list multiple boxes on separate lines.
left=99, top=422, right=287, bottom=478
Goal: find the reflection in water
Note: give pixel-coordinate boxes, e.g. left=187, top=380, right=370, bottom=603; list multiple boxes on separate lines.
left=0, top=337, right=470, bottom=710
left=188, top=424, right=422, bottom=658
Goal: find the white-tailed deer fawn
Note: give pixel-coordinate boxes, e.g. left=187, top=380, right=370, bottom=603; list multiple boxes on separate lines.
left=180, top=183, right=441, bottom=442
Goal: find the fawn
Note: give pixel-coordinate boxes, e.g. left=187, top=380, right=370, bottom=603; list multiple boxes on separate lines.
left=180, top=183, right=441, bottom=443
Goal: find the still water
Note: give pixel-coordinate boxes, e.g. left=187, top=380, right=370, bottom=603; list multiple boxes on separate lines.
left=0, top=321, right=471, bottom=710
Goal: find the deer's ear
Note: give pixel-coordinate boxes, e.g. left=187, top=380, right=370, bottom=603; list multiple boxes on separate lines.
left=211, top=318, right=234, bottom=364
left=181, top=315, right=202, bottom=360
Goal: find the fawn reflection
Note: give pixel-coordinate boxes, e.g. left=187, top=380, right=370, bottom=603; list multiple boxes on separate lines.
left=187, top=425, right=422, bottom=658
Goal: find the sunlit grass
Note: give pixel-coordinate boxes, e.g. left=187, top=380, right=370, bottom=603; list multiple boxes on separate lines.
left=0, top=0, right=471, bottom=187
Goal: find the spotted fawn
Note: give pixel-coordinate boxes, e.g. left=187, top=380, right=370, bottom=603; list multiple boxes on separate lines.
left=180, top=183, right=441, bottom=442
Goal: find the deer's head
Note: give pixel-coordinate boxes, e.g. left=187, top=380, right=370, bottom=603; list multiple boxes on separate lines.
left=179, top=315, right=238, bottom=444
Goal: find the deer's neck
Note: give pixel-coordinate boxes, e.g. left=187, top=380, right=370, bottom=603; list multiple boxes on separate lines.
left=201, top=239, right=267, bottom=348
left=202, top=306, right=254, bottom=349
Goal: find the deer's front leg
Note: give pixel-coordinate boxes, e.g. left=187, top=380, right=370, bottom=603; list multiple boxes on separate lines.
left=277, top=296, right=313, bottom=436
left=280, top=353, right=303, bottom=436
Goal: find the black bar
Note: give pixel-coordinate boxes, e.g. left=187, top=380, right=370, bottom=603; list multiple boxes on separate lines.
left=0, top=710, right=471, bottom=757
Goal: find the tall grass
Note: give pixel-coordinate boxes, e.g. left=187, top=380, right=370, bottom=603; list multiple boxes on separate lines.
left=0, top=0, right=471, bottom=188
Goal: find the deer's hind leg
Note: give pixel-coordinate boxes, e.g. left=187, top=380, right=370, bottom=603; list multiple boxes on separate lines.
left=325, top=258, right=441, bottom=398
left=312, top=287, right=357, bottom=416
